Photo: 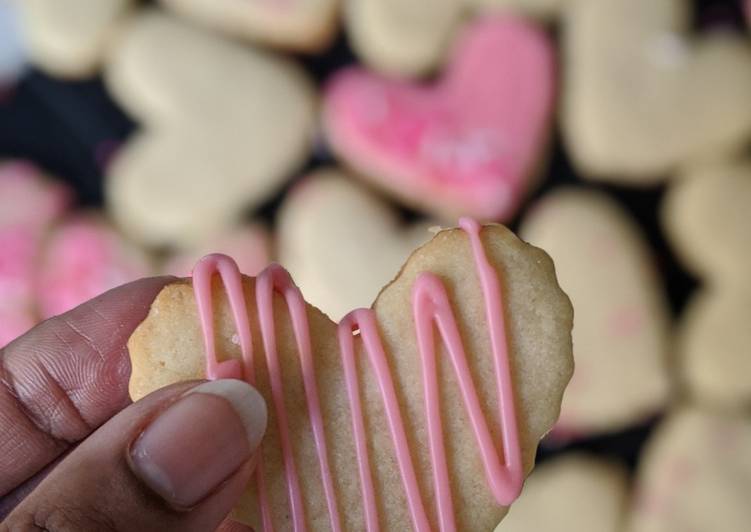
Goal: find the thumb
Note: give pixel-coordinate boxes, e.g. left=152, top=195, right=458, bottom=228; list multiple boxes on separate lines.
left=2, top=379, right=266, bottom=532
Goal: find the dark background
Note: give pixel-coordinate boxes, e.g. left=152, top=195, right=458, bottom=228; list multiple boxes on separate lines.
left=0, top=0, right=746, bottom=472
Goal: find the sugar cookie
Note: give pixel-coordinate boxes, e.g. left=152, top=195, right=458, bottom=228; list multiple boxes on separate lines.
left=16, top=0, right=133, bottom=78
left=164, top=224, right=271, bottom=278
left=36, top=213, right=153, bottom=318
left=0, top=161, right=70, bottom=346
left=520, top=187, right=670, bottom=436
left=278, top=169, right=435, bottom=321
left=346, top=0, right=564, bottom=77
left=128, top=220, right=574, bottom=530
left=495, top=454, right=628, bottom=532
left=676, top=289, right=751, bottom=411
left=628, top=409, right=751, bottom=532
left=158, top=0, right=339, bottom=52
left=324, top=16, right=555, bottom=222
left=562, top=0, right=751, bottom=181
left=105, top=10, right=316, bottom=247
left=662, top=161, right=751, bottom=288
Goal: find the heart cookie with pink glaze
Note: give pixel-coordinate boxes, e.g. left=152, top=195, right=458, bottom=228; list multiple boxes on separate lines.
left=562, top=0, right=751, bottom=181
left=128, top=220, right=574, bottom=530
left=159, top=0, right=339, bottom=52
left=323, top=16, right=555, bottom=222
left=0, top=161, right=70, bottom=346
left=520, top=187, right=670, bottom=437
left=36, top=214, right=153, bottom=319
left=346, top=0, right=565, bottom=77
left=278, top=169, right=436, bottom=321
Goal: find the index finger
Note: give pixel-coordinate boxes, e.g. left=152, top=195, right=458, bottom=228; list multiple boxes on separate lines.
left=0, top=276, right=172, bottom=497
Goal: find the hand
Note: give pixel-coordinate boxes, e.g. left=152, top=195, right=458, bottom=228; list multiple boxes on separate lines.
left=0, top=278, right=267, bottom=532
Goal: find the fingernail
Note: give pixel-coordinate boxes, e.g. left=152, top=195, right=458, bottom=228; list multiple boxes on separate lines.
left=129, top=379, right=267, bottom=507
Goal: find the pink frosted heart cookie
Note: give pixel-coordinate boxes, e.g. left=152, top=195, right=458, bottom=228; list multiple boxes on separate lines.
left=37, top=214, right=153, bottom=318
left=324, top=16, right=555, bottom=222
left=0, top=161, right=70, bottom=346
left=163, top=224, right=271, bottom=277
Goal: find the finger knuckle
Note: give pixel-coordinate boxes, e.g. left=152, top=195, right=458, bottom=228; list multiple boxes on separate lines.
left=4, top=502, right=119, bottom=532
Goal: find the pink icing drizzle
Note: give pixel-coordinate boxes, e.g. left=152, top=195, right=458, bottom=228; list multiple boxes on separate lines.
left=192, top=218, right=522, bottom=531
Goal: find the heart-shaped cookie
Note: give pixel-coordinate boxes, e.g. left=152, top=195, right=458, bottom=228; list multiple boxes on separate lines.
left=662, top=161, right=751, bottom=287
left=159, top=0, right=339, bottom=52
left=278, top=169, right=435, bottom=321
left=628, top=409, right=751, bottom=532
left=562, top=0, right=751, bottom=181
left=324, top=16, right=555, bottom=222
left=105, top=10, right=316, bottom=247
left=496, top=455, right=628, bottom=532
left=0, top=161, right=70, bottom=346
left=164, top=223, right=271, bottom=277
left=129, top=221, right=573, bottom=530
left=676, top=289, right=751, bottom=411
left=17, top=0, right=133, bottom=78
left=36, top=213, right=153, bottom=319
left=520, top=187, right=670, bottom=436
left=346, top=0, right=564, bottom=77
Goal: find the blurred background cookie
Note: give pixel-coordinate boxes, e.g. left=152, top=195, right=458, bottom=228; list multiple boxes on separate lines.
left=163, top=223, right=271, bottom=277
left=104, top=10, right=316, bottom=247
left=346, top=0, right=565, bottom=77
left=676, top=289, right=751, bottom=411
left=662, top=160, right=751, bottom=287
left=520, top=188, right=671, bottom=438
left=158, top=0, right=339, bottom=52
left=628, top=409, right=751, bottom=532
left=278, top=168, right=434, bottom=320
left=36, top=213, right=153, bottom=318
left=324, top=16, right=555, bottom=222
left=496, top=454, right=628, bottom=532
left=0, top=160, right=70, bottom=346
left=16, top=0, right=134, bottom=79
left=562, top=0, right=751, bottom=181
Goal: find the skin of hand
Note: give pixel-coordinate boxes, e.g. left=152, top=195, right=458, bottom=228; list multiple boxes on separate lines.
left=0, top=277, right=267, bottom=532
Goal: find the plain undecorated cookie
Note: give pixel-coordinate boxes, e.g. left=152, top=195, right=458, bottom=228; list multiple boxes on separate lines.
left=128, top=223, right=574, bottom=530
left=662, top=161, right=751, bottom=287
left=495, top=454, right=628, bottom=532
left=163, top=223, right=271, bottom=278
left=17, top=0, right=133, bottom=78
left=520, top=187, right=670, bottom=436
left=105, top=10, right=316, bottom=247
left=677, top=289, right=751, bottom=411
left=628, top=409, right=751, bottom=532
left=562, top=0, right=751, bottom=181
left=159, top=0, right=339, bottom=52
left=346, top=0, right=565, bottom=77
left=278, top=169, right=435, bottom=321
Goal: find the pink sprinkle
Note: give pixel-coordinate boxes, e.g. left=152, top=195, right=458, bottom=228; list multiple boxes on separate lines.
left=608, top=305, right=644, bottom=337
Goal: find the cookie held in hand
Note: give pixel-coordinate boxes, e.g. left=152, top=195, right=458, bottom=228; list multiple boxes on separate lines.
left=128, top=220, right=573, bottom=530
